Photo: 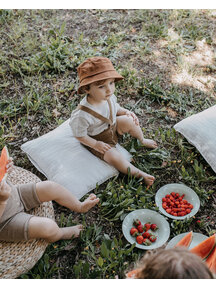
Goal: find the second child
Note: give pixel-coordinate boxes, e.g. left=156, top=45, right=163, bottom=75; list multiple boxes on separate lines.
left=70, top=57, right=157, bottom=187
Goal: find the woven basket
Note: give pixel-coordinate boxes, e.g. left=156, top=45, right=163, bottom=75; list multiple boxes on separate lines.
left=0, top=166, right=55, bottom=279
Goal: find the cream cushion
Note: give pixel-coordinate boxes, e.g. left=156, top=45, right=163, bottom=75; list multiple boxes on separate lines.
left=21, top=119, right=132, bottom=200
left=174, top=105, right=216, bottom=173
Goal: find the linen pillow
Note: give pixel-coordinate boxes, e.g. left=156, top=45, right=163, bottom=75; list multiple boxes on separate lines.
left=174, top=105, right=216, bottom=174
left=21, top=119, right=132, bottom=200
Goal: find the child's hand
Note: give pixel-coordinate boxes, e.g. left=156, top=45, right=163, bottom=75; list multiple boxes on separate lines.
left=6, top=157, right=14, bottom=174
left=93, top=141, right=111, bottom=154
left=125, top=110, right=139, bottom=126
left=0, top=181, right=11, bottom=203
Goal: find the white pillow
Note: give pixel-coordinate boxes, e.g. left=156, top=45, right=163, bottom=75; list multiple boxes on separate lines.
left=174, top=105, right=216, bottom=174
left=21, top=119, right=132, bottom=200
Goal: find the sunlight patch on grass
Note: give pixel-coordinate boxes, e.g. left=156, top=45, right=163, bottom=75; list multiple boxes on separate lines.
left=171, top=39, right=215, bottom=93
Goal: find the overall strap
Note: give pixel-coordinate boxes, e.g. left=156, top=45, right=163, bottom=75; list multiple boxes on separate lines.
left=78, top=104, right=112, bottom=125
left=107, top=98, right=113, bottom=123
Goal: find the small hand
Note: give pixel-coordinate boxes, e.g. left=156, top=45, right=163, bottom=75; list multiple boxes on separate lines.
left=125, top=110, right=139, bottom=126
left=94, top=141, right=111, bottom=154
left=0, top=181, right=11, bottom=203
left=6, top=157, right=14, bottom=174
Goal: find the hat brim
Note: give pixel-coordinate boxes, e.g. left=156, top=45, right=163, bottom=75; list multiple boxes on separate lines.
left=77, top=70, right=123, bottom=94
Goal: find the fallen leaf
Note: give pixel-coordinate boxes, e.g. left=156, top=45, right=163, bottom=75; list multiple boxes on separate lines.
left=52, top=108, right=61, bottom=117
left=166, top=107, right=178, bottom=118
left=161, top=161, right=168, bottom=167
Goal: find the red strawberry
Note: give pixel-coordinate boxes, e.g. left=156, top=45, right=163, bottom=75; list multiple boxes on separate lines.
left=136, top=235, right=144, bottom=244
left=137, top=224, right=144, bottom=233
left=149, top=235, right=157, bottom=242
left=130, top=227, right=138, bottom=237
left=150, top=224, right=158, bottom=231
left=162, top=197, right=167, bottom=202
left=143, top=238, right=151, bottom=246
left=162, top=203, right=167, bottom=209
left=133, top=219, right=141, bottom=226
left=144, top=223, right=151, bottom=231
left=142, top=232, right=150, bottom=238
left=166, top=208, right=171, bottom=214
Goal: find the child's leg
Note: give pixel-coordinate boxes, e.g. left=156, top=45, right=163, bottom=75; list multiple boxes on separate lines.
left=116, top=115, right=157, bottom=148
left=28, top=216, right=83, bottom=243
left=35, top=181, right=99, bottom=213
left=104, top=148, right=155, bottom=187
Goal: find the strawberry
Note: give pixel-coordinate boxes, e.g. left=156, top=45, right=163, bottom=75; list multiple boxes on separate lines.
left=149, top=235, right=157, bottom=242
left=130, top=227, right=138, bottom=237
left=133, top=219, right=141, bottom=226
left=166, top=208, right=171, bottom=214
left=143, top=238, right=152, bottom=246
left=150, top=224, right=158, bottom=231
left=137, top=224, right=144, bottom=233
left=136, top=235, right=143, bottom=244
left=162, top=203, right=167, bottom=209
left=144, top=223, right=151, bottom=231
left=142, top=232, right=150, bottom=238
left=162, top=197, right=167, bottom=202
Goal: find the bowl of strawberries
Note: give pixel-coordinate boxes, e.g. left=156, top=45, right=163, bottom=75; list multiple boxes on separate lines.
left=122, top=209, right=170, bottom=250
left=155, top=183, right=200, bottom=220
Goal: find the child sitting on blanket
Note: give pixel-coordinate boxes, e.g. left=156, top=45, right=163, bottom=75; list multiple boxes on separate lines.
left=70, top=56, right=157, bottom=187
left=0, top=158, right=99, bottom=243
left=126, top=247, right=214, bottom=279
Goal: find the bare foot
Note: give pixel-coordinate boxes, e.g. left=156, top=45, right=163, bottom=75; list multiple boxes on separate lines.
left=61, top=224, right=84, bottom=240
left=140, top=172, right=155, bottom=187
left=141, top=139, right=157, bottom=149
left=80, top=193, right=99, bottom=213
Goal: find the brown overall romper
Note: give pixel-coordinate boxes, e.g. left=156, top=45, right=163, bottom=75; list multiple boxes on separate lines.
left=78, top=99, right=119, bottom=160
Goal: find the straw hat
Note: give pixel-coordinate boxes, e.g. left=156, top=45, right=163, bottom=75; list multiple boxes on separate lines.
left=0, top=166, right=54, bottom=279
left=77, top=56, right=123, bottom=94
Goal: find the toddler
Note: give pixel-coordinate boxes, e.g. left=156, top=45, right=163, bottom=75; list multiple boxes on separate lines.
left=0, top=158, right=99, bottom=243
left=70, top=57, right=157, bottom=187
left=126, top=247, right=214, bottom=279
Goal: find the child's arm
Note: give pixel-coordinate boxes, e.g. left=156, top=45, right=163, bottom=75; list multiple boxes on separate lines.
left=0, top=181, right=11, bottom=218
left=0, top=158, right=14, bottom=219
left=76, top=135, right=111, bottom=154
left=117, top=106, right=139, bottom=126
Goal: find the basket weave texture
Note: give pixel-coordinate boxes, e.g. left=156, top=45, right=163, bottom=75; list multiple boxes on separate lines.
left=0, top=166, right=55, bottom=279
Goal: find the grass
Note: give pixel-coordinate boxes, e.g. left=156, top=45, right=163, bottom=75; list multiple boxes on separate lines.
left=0, top=9, right=216, bottom=279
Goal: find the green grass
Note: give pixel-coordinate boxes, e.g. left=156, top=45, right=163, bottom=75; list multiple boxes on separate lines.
left=1, top=9, right=216, bottom=279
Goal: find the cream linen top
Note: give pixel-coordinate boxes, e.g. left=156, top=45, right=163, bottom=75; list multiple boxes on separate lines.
left=69, top=94, right=120, bottom=137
